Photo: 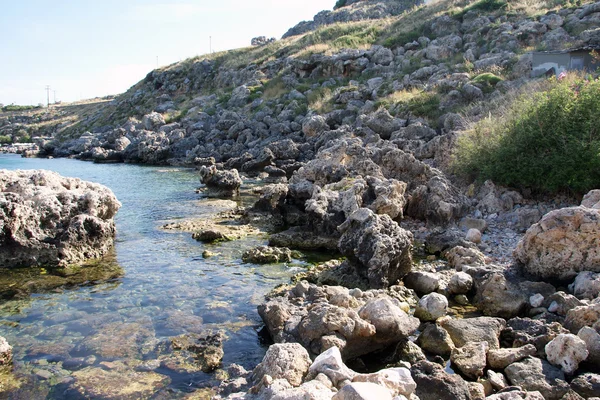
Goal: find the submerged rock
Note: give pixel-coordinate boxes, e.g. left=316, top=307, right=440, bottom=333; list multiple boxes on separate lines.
left=242, top=246, right=292, bottom=264
left=0, top=169, right=121, bottom=270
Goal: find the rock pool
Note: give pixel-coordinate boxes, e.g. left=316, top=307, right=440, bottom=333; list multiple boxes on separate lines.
left=0, top=154, right=311, bottom=398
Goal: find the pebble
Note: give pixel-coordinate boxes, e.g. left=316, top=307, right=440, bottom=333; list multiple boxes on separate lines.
left=530, top=293, right=544, bottom=308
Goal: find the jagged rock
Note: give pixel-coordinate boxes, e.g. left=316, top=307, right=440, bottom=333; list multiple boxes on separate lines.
left=414, top=293, right=448, bottom=321
left=450, top=341, right=488, bottom=379
left=353, top=367, right=416, bottom=398
left=169, top=331, right=224, bottom=372
left=472, top=272, right=527, bottom=318
left=582, top=189, right=600, bottom=209
left=570, top=372, right=600, bottom=398
left=338, top=208, right=413, bottom=289
left=487, top=344, right=537, bottom=369
left=546, top=292, right=585, bottom=316
left=0, top=169, right=120, bottom=269
left=445, top=246, right=486, bottom=270
left=448, top=272, right=473, bottom=295
left=242, top=246, right=292, bottom=264
left=485, top=389, right=545, bottom=400
left=502, top=318, right=570, bottom=356
left=302, top=115, right=329, bottom=138
left=0, top=336, right=12, bottom=372
left=545, top=333, right=589, bottom=374
left=403, top=271, right=440, bottom=294
left=417, top=323, right=455, bottom=357
left=440, top=316, right=505, bottom=349
left=269, top=227, right=339, bottom=250
left=564, top=303, right=600, bottom=333
left=569, top=271, right=600, bottom=300
left=258, top=282, right=419, bottom=360
left=142, top=111, right=165, bottom=130
left=332, top=381, right=393, bottom=400
left=514, top=206, right=600, bottom=280
left=487, top=370, right=509, bottom=391
left=364, top=109, right=403, bottom=140
left=411, top=360, right=471, bottom=400
left=504, top=356, right=570, bottom=400
left=577, top=326, right=600, bottom=366
left=199, top=165, right=242, bottom=197
left=252, top=343, right=311, bottom=388
left=306, top=346, right=356, bottom=389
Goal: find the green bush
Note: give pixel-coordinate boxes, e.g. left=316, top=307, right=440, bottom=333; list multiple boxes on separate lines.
left=0, top=135, right=12, bottom=144
left=334, top=0, right=347, bottom=10
left=453, top=75, right=600, bottom=194
left=452, top=0, right=507, bottom=19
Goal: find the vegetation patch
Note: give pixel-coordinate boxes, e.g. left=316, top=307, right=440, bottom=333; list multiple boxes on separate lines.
left=453, top=74, right=600, bottom=194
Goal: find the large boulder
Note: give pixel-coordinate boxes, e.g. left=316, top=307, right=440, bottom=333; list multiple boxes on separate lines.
left=514, top=205, right=600, bottom=280
left=198, top=165, right=243, bottom=198
left=504, top=356, right=570, bottom=400
left=338, top=208, right=413, bottom=289
left=252, top=343, right=311, bottom=388
left=0, top=169, right=121, bottom=269
left=258, top=282, right=419, bottom=360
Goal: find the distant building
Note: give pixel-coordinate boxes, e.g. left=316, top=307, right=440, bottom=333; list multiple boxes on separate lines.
left=531, top=46, right=599, bottom=77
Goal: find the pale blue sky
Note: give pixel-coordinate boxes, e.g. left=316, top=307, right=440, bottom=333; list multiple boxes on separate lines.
left=0, top=0, right=330, bottom=106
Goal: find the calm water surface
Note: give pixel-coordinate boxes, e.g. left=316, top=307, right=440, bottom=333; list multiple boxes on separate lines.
left=0, top=154, right=304, bottom=397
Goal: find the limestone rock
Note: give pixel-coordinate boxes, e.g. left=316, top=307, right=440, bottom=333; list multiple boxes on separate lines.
left=440, top=316, right=505, bottom=349
left=414, top=293, right=448, bottom=321
left=417, top=323, right=455, bottom=357
left=545, top=333, right=589, bottom=374
left=564, top=303, right=600, bottom=333
left=504, top=356, right=570, bottom=400
left=570, top=372, right=600, bottom=398
left=403, top=271, right=440, bottom=294
left=142, top=111, right=165, bottom=130
left=582, top=189, right=600, bottom=209
left=0, top=336, right=12, bottom=372
left=242, top=246, right=292, bottom=264
left=577, top=326, right=600, bottom=366
left=569, top=271, right=600, bottom=300
left=306, top=346, right=356, bottom=389
left=332, top=381, right=393, bottom=400
left=487, top=370, right=508, bottom=391
left=466, top=228, right=482, bottom=244
left=302, top=115, right=329, bottom=138
left=451, top=341, right=488, bottom=379
left=411, top=360, right=471, bottom=400
left=448, top=272, right=473, bottom=295
left=252, top=343, right=311, bottom=388
left=199, top=165, right=242, bottom=198
left=338, top=208, right=413, bottom=289
left=472, top=272, right=527, bottom=319
left=445, top=246, right=486, bottom=270
left=353, top=367, right=416, bottom=398
left=487, top=344, right=537, bottom=369
left=514, top=206, right=600, bottom=280
left=0, top=169, right=120, bottom=269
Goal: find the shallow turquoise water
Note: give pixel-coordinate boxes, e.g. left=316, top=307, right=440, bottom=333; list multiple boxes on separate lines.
left=0, top=154, right=305, bottom=397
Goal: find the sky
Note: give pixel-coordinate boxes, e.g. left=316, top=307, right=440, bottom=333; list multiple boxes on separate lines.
left=0, top=0, right=331, bottom=106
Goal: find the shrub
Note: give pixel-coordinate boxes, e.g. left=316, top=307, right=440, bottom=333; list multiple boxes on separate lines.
left=334, top=0, right=347, bottom=10
left=452, top=0, right=507, bottom=19
left=453, top=74, right=600, bottom=194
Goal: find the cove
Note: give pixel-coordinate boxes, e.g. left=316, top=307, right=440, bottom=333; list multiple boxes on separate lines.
left=0, top=154, right=303, bottom=397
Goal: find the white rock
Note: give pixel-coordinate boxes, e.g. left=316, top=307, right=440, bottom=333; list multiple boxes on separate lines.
left=530, top=293, right=545, bottom=308
left=577, top=326, right=600, bottom=365
left=0, top=336, right=12, bottom=370
left=353, top=367, right=416, bottom=397
left=414, top=293, right=448, bottom=321
left=448, top=272, right=473, bottom=295
left=332, top=382, right=393, bottom=400
left=581, top=189, right=600, bottom=209
left=466, top=228, right=482, bottom=244
left=487, top=369, right=508, bottom=391
left=545, top=333, right=589, bottom=374
left=307, top=347, right=356, bottom=389
left=252, top=343, right=311, bottom=387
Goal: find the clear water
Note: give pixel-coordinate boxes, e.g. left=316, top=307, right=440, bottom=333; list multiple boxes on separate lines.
left=0, top=154, right=308, bottom=397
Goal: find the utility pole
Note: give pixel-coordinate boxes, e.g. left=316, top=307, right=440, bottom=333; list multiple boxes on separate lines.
left=156, top=56, right=158, bottom=69
left=53, top=90, right=56, bottom=104
left=45, top=85, right=50, bottom=107
left=210, top=36, right=212, bottom=53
